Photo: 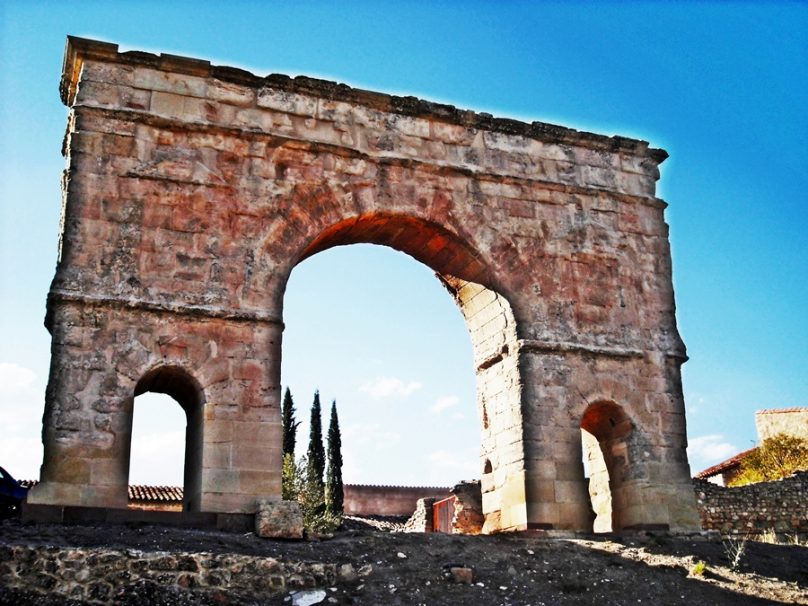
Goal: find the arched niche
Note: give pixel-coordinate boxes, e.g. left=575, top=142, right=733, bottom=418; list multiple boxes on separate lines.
left=131, top=366, right=205, bottom=512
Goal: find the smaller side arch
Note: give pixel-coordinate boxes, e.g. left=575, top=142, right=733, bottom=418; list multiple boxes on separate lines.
left=580, top=400, right=634, bottom=532
left=132, top=365, right=205, bottom=512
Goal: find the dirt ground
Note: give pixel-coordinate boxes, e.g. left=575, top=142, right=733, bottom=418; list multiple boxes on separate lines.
left=1, top=515, right=806, bottom=605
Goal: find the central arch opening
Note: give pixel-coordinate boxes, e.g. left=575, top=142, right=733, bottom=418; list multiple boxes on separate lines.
left=279, top=213, right=523, bottom=530
left=282, top=243, right=479, bottom=486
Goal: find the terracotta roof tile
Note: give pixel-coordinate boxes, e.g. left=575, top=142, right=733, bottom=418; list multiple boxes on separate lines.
left=19, top=480, right=183, bottom=502
left=694, top=447, right=758, bottom=479
left=18, top=482, right=453, bottom=503
left=128, top=485, right=183, bottom=502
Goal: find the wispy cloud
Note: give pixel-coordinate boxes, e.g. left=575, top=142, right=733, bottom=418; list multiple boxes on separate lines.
left=343, top=422, right=401, bottom=447
left=358, top=377, right=422, bottom=399
left=340, top=423, right=401, bottom=482
left=427, top=449, right=478, bottom=478
left=430, top=395, right=459, bottom=414
left=685, top=393, right=706, bottom=416
left=688, top=434, right=739, bottom=471
left=0, top=362, right=37, bottom=394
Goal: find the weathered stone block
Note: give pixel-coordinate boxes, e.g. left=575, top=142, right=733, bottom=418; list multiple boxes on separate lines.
left=449, top=566, right=475, bottom=584
left=255, top=499, right=304, bottom=539
left=257, top=88, right=317, bottom=116
left=133, top=66, right=209, bottom=98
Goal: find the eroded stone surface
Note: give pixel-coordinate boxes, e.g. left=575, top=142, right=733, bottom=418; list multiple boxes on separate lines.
left=255, top=499, right=304, bottom=540
left=30, top=36, right=700, bottom=533
left=450, top=481, right=484, bottom=535
left=0, top=544, right=334, bottom=603
left=403, top=498, right=436, bottom=533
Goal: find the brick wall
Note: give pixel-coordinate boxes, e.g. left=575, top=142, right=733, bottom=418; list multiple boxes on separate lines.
left=343, top=485, right=450, bottom=516
left=693, top=471, right=808, bottom=538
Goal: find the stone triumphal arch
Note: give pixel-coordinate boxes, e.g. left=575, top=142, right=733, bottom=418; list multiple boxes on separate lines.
left=29, top=37, right=700, bottom=532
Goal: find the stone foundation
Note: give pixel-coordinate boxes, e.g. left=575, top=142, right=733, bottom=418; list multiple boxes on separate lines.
left=0, top=544, right=342, bottom=604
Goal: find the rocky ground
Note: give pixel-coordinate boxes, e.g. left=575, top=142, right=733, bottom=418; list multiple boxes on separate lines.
left=1, top=515, right=806, bottom=605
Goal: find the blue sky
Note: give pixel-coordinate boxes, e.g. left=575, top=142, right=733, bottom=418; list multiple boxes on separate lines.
left=1, top=2, right=805, bottom=486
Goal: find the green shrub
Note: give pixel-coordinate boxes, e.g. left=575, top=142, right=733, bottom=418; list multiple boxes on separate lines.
left=282, top=453, right=342, bottom=533
left=729, top=433, right=808, bottom=487
left=281, top=453, right=301, bottom=501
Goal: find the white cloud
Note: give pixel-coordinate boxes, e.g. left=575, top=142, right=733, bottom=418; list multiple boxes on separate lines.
left=0, top=362, right=45, bottom=479
left=358, top=377, right=422, bottom=399
left=427, top=449, right=479, bottom=479
left=340, top=423, right=403, bottom=484
left=430, top=395, right=459, bottom=414
left=687, top=434, right=739, bottom=470
left=0, top=437, right=42, bottom=481
left=129, top=394, right=187, bottom=485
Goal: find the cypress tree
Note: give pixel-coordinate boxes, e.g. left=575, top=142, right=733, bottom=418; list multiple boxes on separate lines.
left=281, top=387, right=300, bottom=457
left=326, top=400, right=344, bottom=515
left=306, top=390, right=326, bottom=513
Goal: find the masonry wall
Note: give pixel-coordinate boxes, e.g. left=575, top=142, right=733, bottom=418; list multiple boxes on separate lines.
left=402, top=497, right=437, bottom=532
left=693, top=472, right=808, bottom=538
left=444, top=277, right=524, bottom=529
